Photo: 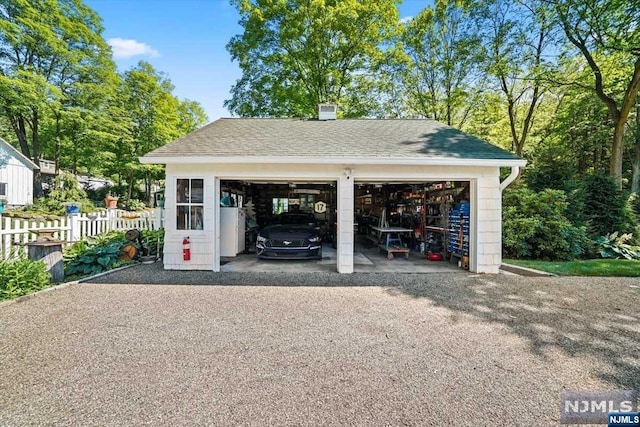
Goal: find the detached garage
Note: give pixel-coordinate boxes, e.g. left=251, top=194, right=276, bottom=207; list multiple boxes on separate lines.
left=141, top=110, right=525, bottom=274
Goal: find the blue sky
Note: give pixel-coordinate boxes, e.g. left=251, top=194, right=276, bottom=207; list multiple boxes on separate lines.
left=85, top=0, right=426, bottom=122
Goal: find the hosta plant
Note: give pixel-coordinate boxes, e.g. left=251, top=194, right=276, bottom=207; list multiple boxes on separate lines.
left=596, top=232, right=640, bottom=260
left=64, top=243, right=126, bottom=276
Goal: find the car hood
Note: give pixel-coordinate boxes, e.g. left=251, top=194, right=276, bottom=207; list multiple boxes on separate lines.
left=260, top=224, right=319, bottom=240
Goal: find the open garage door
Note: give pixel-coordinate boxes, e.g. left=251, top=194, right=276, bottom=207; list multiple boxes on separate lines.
left=352, top=181, right=471, bottom=273
left=217, top=180, right=339, bottom=272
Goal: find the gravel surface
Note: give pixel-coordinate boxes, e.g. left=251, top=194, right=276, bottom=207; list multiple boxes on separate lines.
left=1, top=267, right=639, bottom=426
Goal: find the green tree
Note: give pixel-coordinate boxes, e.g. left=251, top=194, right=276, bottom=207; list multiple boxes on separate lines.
left=582, top=172, right=637, bottom=238
left=225, top=0, right=400, bottom=118
left=0, top=0, right=114, bottom=196
left=477, top=0, right=553, bottom=156
left=115, top=61, right=207, bottom=204
left=550, top=0, right=640, bottom=187
left=546, top=82, right=612, bottom=175
left=632, top=100, right=640, bottom=194
left=177, top=99, right=208, bottom=134
left=400, top=0, right=483, bottom=127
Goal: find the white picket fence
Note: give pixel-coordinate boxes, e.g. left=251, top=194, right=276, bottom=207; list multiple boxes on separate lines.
left=0, top=208, right=164, bottom=260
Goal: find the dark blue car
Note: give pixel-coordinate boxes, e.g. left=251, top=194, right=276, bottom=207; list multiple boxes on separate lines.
left=256, top=212, right=323, bottom=259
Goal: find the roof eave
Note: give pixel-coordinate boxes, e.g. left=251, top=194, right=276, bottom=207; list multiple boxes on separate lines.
left=139, top=155, right=526, bottom=168
left=0, top=137, right=39, bottom=170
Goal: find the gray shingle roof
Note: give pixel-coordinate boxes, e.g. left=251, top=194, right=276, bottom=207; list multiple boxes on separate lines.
left=143, top=118, right=522, bottom=161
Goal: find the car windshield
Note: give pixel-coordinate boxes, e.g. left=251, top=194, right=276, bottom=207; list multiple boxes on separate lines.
left=277, top=214, right=316, bottom=225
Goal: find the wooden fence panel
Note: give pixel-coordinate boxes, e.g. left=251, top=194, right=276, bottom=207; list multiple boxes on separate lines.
left=0, top=209, right=164, bottom=260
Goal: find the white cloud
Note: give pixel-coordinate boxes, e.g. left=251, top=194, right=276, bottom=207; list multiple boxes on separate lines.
left=107, top=38, right=160, bottom=59
left=399, top=16, right=414, bottom=24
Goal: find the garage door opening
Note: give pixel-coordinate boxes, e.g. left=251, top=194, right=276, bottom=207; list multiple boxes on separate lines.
left=217, top=179, right=473, bottom=274
left=218, top=180, right=339, bottom=272
left=352, top=181, right=471, bottom=273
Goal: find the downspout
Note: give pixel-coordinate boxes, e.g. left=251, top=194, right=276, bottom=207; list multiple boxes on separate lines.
left=499, top=166, right=520, bottom=192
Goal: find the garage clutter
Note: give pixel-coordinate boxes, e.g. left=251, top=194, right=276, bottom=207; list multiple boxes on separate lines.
left=220, top=180, right=471, bottom=269
left=354, top=181, right=470, bottom=268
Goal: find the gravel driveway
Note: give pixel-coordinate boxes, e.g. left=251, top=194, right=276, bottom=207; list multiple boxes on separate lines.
left=1, top=267, right=638, bottom=426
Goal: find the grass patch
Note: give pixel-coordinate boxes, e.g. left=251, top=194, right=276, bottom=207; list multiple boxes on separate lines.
left=504, top=258, right=640, bottom=277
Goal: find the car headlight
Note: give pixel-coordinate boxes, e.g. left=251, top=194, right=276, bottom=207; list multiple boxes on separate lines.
left=308, top=236, right=321, bottom=243
left=257, top=235, right=267, bottom=243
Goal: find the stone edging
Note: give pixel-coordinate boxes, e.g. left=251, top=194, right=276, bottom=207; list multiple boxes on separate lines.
left=500, top=262, right=556, bottom=277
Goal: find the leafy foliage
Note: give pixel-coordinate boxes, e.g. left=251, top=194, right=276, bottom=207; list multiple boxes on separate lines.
left=630, top=193, right=640, bottom=219
left=582, top=172, right=637, bottom=238
left=502, top=188, right=588, bottom=260
left=595, top=232, right=640, bottom=260
left=120, top=198, right=146, bottom=212
left=225, top=0, right=400, bottom=117
left=0, top=0, right=116, bottom=197
left=29, top=172, right=95, bottom=215
left=400, top=0, right=484, bottom=126
left=140, top=229, right=165, bottom=257
left=0, top=259, right=51, bottom=301
left=64, top=231, right=130, bottom=278
left=550, top=0, right=640, bottom=185
left=474, top=0, right=553, bottom=156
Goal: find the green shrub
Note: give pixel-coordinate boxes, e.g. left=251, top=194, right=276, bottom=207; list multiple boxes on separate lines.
left=141, top=229, right=164, bottom=256
left=503, top=188, right=588, bottom=260
left=0, top=259, right=51, bottom=300
left=31, top=171, right=95, bottom=215
left=582, top=173, right=637, bottom=238
left=524, top=141, right=579, bottom=194
left=630, top=193, right=640, bottom=223
left=121, top=198, right=146, bottom=211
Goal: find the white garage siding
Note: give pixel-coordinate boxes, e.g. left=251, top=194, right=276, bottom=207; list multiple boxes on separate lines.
left=141, top=118, right=525, bottom=275
left=473, top=176, right=503, bottom=274
left=160, top=163, right=504, bottom=274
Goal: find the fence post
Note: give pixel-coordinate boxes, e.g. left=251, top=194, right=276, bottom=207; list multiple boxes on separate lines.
left=107, top=208, right=116, bottom=232
left=153, top=207, right=164, bottom=230
left=69, top=212, right=81, bottom=242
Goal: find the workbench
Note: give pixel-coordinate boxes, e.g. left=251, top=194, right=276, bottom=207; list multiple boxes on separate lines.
left=369, top=226, right=413, bottom=259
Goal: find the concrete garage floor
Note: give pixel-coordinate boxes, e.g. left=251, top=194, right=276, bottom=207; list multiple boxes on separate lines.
left=222, top=241, right=463, bottom=274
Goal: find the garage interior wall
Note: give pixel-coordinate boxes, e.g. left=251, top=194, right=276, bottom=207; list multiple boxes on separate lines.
left=162, top=163, right=503, bottom=274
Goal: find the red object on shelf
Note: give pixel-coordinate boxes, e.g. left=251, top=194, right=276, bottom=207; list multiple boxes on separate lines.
left=427, top=252, right=443, bottom=261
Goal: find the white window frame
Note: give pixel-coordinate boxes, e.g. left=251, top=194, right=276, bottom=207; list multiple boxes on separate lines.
left=176, top=178, right=204, bottom=230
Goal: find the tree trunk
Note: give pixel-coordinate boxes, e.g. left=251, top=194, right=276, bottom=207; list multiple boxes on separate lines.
left=54, top=112, right=61, bottom=174
left=31, top=109, right=43, bottom=198
left=127, top=172, right=134, bottom=200
left=145, top=172, right=152, bottom=206
left=632, top=103, right=640, bottom=194
left=9, top=115, right=30, bottom=158
left=610, top=118, right=625, bottom=188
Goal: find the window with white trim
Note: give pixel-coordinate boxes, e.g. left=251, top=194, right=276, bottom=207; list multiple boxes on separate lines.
left=0, top=183, right=7, bottom=198
left=176, top=178, right=204, bottom=230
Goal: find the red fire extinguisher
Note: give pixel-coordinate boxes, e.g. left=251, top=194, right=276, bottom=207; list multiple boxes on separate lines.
left=183, top=237, right=191, bottom=261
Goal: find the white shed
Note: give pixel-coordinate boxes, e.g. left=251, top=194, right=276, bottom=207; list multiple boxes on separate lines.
left=141, top=117, right=526, bottom=274
left=0, top=137, right=38, bottom=207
